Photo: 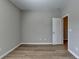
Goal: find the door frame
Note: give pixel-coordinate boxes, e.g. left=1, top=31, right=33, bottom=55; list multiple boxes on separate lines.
left=62, top=14, right=69, bottom=49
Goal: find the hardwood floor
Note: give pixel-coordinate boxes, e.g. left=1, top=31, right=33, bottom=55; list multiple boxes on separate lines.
left=3, top=44, right=75, bottom=59
left=64, top=40, right=68, bottom=49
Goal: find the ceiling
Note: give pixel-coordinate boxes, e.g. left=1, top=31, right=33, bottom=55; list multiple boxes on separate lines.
left=9, top=0, right=67, bottom=11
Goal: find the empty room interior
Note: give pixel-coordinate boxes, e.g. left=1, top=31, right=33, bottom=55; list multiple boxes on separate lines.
left=0, top=0, right=79, bottom=59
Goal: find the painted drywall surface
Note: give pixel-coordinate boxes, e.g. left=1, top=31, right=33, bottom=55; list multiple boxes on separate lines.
left=62, top=0, right=79, bottom=57
left=0, top=0, right=21, bottom=56
left=22, top=11, right=61, bottom=43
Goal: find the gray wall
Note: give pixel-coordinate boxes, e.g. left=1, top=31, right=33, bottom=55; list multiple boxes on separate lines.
left=0, top=0, right=21, bottom=57
left=62, top=0, right=79, bottom=57
left=22, top=11, right=61, bottom=43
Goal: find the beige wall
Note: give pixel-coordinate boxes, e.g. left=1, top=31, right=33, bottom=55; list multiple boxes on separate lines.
left=0, top=0, right=21, bottom=57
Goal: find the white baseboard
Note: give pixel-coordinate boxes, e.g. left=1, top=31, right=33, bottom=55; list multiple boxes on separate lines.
left=0, top=43, right=64, bottom=59
left=68, top=49, right=79, bottom=59
left=20, top=43, right=52, bottom=45
left=53, top=42, right=63, bottom=45
left=0, top=43, right=21, bottom=59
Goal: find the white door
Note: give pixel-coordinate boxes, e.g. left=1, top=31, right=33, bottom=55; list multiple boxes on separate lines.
left=52, top=18, right=63, bottom=45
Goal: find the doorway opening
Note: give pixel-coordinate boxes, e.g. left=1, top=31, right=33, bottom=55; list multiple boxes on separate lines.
left=63, top=16, right=68, bottom=49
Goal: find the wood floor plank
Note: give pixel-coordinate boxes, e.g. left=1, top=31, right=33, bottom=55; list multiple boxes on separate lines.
left=3, top=45, right=76, bottom=59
